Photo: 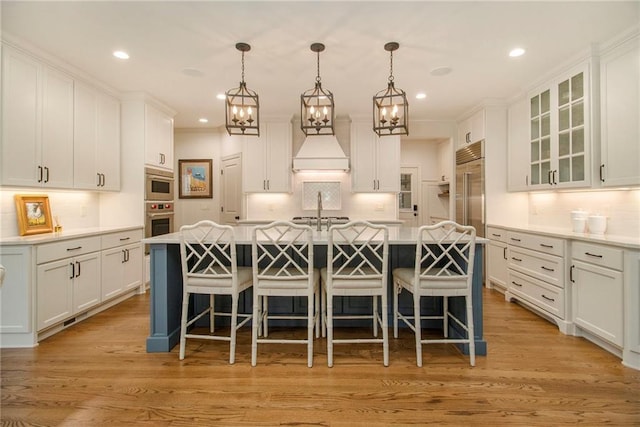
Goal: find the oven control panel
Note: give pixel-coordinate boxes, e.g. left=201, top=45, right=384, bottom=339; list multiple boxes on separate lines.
left=146, top=202, right=174, bottom=213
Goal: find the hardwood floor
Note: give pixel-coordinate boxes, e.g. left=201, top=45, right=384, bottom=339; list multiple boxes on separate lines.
left=2, top=288, right=639, bottom=426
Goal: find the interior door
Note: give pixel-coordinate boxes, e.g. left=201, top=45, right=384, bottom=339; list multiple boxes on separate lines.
left=221, top=154, right=243, bottom=225
left=398, top=167, right=419, bottom=226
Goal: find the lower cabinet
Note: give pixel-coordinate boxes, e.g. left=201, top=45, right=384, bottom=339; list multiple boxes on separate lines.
left=101, top=242, right=143, bottom=301
left=486, top=226, right=508, bottom=292
left=571, top=241, right=624, bottom=347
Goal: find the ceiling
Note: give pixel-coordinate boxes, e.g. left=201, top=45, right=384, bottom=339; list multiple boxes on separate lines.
left=2, top=1, right=638, bottom=130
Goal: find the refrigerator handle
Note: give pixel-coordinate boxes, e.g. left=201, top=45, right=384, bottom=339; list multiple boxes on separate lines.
left=463, top=172, right=471, bottom=226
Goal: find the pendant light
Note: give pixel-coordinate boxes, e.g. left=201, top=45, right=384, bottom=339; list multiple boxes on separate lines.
left=373, top=42, right=409, bottom=136
left=225, top=42, right=260, bottom=136
left=301, top=43, right=335, bottom=136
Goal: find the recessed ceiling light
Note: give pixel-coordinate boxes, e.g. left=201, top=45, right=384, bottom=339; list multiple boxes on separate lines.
left=430, top=66, right=452, bottom=76
left=416, top=93, right=427, bottom=100
left=198, top=118, right=209, bottom=123
left=216, top=93, right=226, bottom=100
left=112, top=50, right=129, bottom=60
left=509, top=48, right=526, bottom=57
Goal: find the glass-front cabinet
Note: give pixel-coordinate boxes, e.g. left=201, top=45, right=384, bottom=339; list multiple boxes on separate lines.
left=528, top=62, right=591, bottom=189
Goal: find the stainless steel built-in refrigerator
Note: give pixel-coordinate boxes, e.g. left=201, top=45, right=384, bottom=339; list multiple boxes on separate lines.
left=455, top=140, right=485, bottom=238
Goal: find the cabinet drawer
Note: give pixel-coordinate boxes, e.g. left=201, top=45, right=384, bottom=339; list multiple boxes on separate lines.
left=37, top=236, right=101, bottom=264
left=508, top=246, right=564, bottom=288
left=507, top=231, right=565, bottom=257
left=102, top=229, right=143, bottom=250
left=509, top=270, right=565, bottom=319
left=571, top=241, right=623, bottom=271
left=487, top=226, right=507, bottom=243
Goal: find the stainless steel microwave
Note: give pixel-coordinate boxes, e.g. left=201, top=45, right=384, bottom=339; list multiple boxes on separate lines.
left=145, top=167, right=174, bottom=201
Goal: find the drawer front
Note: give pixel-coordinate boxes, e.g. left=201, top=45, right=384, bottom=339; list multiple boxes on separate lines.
left=507, top=231, right=565, bottom=257
left=102, top=228, right=143, bottom=250
left=487, top=226, right=507, bottom=243
left=37, top=236, right=101, bottom=264
left=571, top=241, right=623, bottom=271
left=508, top=246, right=564, bottom=287
left=509, top=270, right=565, bottom=319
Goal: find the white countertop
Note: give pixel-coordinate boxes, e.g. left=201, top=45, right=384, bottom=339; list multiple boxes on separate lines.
left=0, top=225, right=143, bottom=246
left=143, top=225, right=488, bottom=246
left=238, top=219, right=405, bottom=225
left=488, top=224, right=640, bottom=249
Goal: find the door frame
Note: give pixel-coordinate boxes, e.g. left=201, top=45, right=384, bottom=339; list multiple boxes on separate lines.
left=221, top=153, right=243, bottom=225
left=399, top=165, right=421, bottom=226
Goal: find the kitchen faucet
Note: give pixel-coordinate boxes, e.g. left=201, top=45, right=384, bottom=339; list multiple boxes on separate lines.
left=316, top=191, right=323, bottom=231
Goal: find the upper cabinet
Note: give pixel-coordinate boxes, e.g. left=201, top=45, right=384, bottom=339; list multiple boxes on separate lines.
left=528, top=62, right=592, bottom=189
left=145, top=104, right=174, bottom=171
left=1, top=45, right=74, bottom=188
left=243, top=120, right=292, bottom=193
left=457, top=109, right=485, bottom=149
left=599, top=34, right=640, bottom=187
left=73, top=82, right=121, bottom=191
left=351, top=120, right=400, bottom=192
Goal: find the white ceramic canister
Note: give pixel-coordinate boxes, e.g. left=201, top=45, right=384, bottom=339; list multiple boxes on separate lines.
left=570, top=210, right=589, bottom=233
left=588, top=215, right=607, bottom=235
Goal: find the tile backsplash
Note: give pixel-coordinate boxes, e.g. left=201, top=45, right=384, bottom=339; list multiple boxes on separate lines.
left=302, top=182, right=341, bottom=210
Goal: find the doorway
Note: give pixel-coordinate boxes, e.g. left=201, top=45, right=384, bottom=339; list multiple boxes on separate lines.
left=221, top=154, right=243, bottom=225
left=399, top=167, right=419, bottom=226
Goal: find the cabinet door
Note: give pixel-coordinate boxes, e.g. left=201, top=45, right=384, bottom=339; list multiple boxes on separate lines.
left=457, top=117, right=471, bottom=149
left=73, top=252, right=101, bottom=313
left=487, top=240, right=508, bottom=290
left=264, top=122, right=292, bottom=192
left=37, top=259, right=73, bottom=331
left=158, top=110, right=174, bottom=170
left=73, top=82, right=100, bottom=189
left=529, top=88, right=552, bottom=187
left=145, top=104, right=173, bottom=170
left=243, top=135, right=268, bottom=192
left=375, top=135, right=400, bottom=192
left=600, top=36, right=640, bottom=187
left=470, top=110, right=485, bottom=143
left=0, top=246, right=32, bottom=334
left=101, top=246, right=126, bottom=300
left=41, top=67, right=74, bottom=188
left=572, top=260, right=623, bottom=346
left=351, top=121, right=377, bottom=191
left=1, top=47, right=41, bottom=187
left=123, top=243, right=143, bottom=291
left=97, top=93, right=121, bottom=190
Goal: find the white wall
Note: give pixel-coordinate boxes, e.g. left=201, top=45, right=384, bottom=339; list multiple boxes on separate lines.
left=529, top=189, right=640, bottom=238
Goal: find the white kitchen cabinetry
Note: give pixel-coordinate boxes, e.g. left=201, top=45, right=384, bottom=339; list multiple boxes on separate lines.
left=0, top=246, right=32, bottom=343
left=1, top=45, right=74, bottom=188
left=145, top=103, right=174, bottom=170
left=570, top=241, right=624, bottom=347
left=506, top=230, right=569, bottom=332
left=457, top=109, right=485, bottom=149
left=243, top=120, right=292, bottom=192
left=73, top=81, right=121, bottom=191
left=100, top=229, right=143, bottom=300
left=486, top=226, right=508, bottom=293
left=599, top=33, right=640, bottom=187
left=36, top=237, right=101, bottom=331
left=507, top=97, right=530, bottom=191
left=528, top=62, right=592, bottom=189
left=351, top=120, right=400, bottom=192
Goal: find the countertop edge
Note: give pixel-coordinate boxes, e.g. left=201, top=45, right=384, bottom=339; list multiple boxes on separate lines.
left=0, top=225, right=144, bottom=246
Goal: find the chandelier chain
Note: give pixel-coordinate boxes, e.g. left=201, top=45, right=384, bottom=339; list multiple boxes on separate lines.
left=388, top=50, right=394, bottom=83
left=316, top=50, right=321, bottom=83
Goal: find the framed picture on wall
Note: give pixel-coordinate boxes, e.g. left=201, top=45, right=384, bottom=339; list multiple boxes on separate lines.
left=178, top=159, right=213, bottom=199
left=14, top=194, right=53, bottom=236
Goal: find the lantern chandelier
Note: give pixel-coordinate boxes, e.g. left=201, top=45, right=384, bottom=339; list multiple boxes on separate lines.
left=300, top=42, right=335, bottom=136
left=373, top=42, right=409, bottom=136
left=225, top=42, right=260, bottom=136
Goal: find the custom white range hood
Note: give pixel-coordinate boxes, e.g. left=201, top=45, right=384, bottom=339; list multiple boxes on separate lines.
left=292, top=135, right=350, bottom=172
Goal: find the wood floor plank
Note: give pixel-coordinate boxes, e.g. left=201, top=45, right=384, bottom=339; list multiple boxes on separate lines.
left=2, top=287, right=639, bottom=425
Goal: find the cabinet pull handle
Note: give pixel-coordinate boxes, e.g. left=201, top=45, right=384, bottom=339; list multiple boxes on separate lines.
left=66, top=246, right=82, bottom=251
left=570, top=265, right=575, bottom=283
left=122, top=249, right=127, bottom=263
left=491, top=233, right=501, bottom=237
left=503, top=247, right=507, bottom=260
left=541, top=266, right=555, bottom=272
left=510, top=237, right=521, bottom=242
left=466, top=132, right=471, bottom=143
left=97, top=172, right=101, bottom=187
left=119, top=237, right=130, bottom=242
left=540, top=243, right=553, bottom=248
left=126, top=249, right=130, bottom=262
left=548, top=170, right=553, bottom=186
left=511, top=257, right=522, bottom=262
left=600, top=164, right=605, bottom=183
left=44, top=166, right=50, bottom=183
left=553, top=170, right=557, bottom=185
left=541, top=294, right=555, bottom=302
left=585, top=252, right=603, bottom=259
left=511, top=281, right=523, bottom=287
left=76, top=261, right=81, bottom=278
left=38, top=166, right=43, bottom=183
left=70, top=262, right=75, bottom=279
left=267, top=180, right=270, bottom=190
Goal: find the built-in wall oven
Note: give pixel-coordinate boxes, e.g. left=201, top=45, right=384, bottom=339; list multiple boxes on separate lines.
left=145, top=201, right=174, bottom=239
left=145, top=167, right=174, bottom=201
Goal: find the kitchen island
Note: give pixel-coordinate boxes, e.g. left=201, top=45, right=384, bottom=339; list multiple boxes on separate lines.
left=144, top=225, right=487, bottom=355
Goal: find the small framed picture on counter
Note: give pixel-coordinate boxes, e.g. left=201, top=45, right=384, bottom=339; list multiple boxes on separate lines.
left=14, top=194, right=53, bottom=236
left=178, top=159, right=213, bottom=199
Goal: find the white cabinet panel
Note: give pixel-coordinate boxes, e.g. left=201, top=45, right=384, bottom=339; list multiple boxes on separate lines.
left=487, top=238, right=508, bottom=291
left=457, top=110, right=485, bottom=149
left=101, top=243, right=142, bottom=300
left=351, top=120, right=400, bottom=192
left=72, top=252, right=101, bottom=313
left=145, top=103, right=174, bottom=170
left=243, top=120, right=292, bottom=192
left=0, top=247, right=32, bottom=335
left=37, top=259, right=74, bottom=331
